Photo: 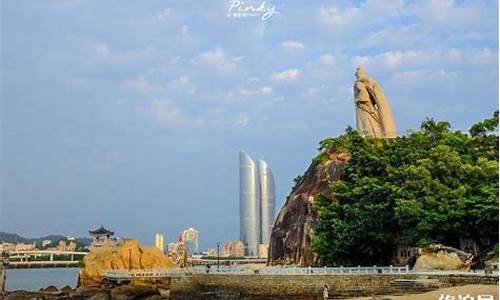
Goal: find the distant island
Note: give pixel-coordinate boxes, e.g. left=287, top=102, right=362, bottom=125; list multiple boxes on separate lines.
left=0, top=232, right=92, bottom=249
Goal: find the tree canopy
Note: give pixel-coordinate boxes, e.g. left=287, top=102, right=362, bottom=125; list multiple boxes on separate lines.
left=312, top=112, right=499, bottom=266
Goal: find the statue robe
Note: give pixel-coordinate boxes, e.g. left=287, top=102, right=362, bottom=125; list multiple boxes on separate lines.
left=354, top=77, right=397, bottom=138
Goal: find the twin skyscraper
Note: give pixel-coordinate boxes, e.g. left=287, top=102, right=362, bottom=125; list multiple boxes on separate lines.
left=239, top=152, right=276, bottom=257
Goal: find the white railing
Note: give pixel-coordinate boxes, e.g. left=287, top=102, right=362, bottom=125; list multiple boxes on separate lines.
left=105, top=268, right=186, bottom=279
left=104, top=265, right=409, bottom=280
left=8, top=250, right=87, bottom=256
left=259, top=265, right=409, bottom=275
left=192, top=265, right=255, bottom=275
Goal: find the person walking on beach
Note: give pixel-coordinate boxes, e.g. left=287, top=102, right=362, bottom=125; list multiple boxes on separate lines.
left=322, top=284, right=329, bottom=300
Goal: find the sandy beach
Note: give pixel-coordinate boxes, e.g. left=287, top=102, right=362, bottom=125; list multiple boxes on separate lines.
left=348, top=284, right=499, bottom=300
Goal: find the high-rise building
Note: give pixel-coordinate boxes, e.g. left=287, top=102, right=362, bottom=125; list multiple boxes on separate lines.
left=222, top=240, right=245, bottom=258
left=154, top=233, right=165, bottom=253
left=182, top=227, right=199, bottom=256
left=239, top=152, right=261, bottom=257
left=206, top=248, right=217, bottom=257
left=57, top=239, right=77, bottom=252
left=258, top=159, right=276, bottom=245
left=239, top=152, right=276, bottom=257
left=258, top=243, right=269, bottom=259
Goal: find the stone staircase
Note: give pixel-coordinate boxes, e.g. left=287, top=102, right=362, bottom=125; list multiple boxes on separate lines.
left=390, top=277, right=442, bottom=294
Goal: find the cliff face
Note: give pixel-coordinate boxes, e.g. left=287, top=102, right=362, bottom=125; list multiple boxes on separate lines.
left=268, top=153, right=349, bottom=266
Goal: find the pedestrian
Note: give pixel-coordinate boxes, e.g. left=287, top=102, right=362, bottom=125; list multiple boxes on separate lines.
left=322, top=284, right=329, bottom=300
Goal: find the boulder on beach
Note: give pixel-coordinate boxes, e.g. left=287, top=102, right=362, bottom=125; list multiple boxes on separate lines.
left=110, top=285, right=157, bottom=300
left=40, top=285, right=59, bottom=293
left=87, top=291, right=110, bottom=300
left=413, top=244, right=473, bottom=271
left=79, top=239, right=176, bottom=287
left=484, top=254, right=499, bottom=272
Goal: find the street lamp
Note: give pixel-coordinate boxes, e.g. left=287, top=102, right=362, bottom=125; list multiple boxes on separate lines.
left=216, top=242, right=220, bottom=271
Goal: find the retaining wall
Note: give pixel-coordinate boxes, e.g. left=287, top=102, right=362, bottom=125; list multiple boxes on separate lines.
left=171, top=273, right=498, bottom=298
left=428, top=273, right=499, bottom=286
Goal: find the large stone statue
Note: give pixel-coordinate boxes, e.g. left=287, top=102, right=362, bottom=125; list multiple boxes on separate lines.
left=354, top=67, right=397, bottom=138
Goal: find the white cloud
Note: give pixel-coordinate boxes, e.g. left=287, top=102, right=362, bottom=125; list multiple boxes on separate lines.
left=122, top=76, right=157, bottom=94
left=150, top=100, right=183, bottom=124
left=470, top=48, right=497, bottom=65
left=239, top=89, right=256, bottom=96
left=392, top=69, right=459, bottom=83
left=411, top=0, right=491, bottom=29
left=447, top=48, right=462, bottom=61
left=92, top=44, right=154, bottom=64
left=170, top=56, right=181, bottom=64
left=317, top=0, right=494, bottom=50
left=234, top=113, right=249, bottom=127
left=149, top=100, right=250, bottom=128
left=281, top=41, right=305, bottom=51
left=319, top=0, right=405, bottom=35
left=354, top=48, right=498, bottom=71
left=319, top=53, right=335, bottom=66
left=167, top=76, right=195, bottom=94
left=307, top=87, right=320, bottom=96
left=95, top=44, right=109, bottom=56
left=195, top=47, right=241, bottom=76
left=237, top=85, right=273, bottom=96
left=170, top=76, right=189, bottom=86
left=303, top=54, right=339, bottom=82
left=358, top=24, right=429, bottom=49
left=271, top=68, right=301, bottom=81
left=261, top=86, right=272, bottom=94
left=156, top=8, right=171, bottom=21
left=354, top=50, right=441, bottom=70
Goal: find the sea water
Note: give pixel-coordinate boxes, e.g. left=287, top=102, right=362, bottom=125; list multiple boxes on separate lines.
left=5, top=268, right=79, bottom=291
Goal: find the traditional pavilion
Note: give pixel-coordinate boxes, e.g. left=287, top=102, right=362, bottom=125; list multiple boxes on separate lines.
left=89, top=225, right=115, bottom=248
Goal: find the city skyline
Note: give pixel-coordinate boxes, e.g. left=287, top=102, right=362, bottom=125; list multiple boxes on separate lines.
left=182, top=227, right=199, bottom=256
left=239, top=152, right=275, bottom=256
left=154, top=233, right=165, bottom=253
left=2, top=1, right=498, bottom=249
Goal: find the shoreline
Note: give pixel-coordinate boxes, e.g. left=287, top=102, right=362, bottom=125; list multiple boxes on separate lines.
left=5, top=284, right=499, bottom=300
left=3, top=268, right=499, bottom=299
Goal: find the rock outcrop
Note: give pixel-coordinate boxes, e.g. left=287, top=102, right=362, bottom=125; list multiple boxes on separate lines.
left=268, top=153, right=349, bottom=266
left=5, top=284, right=163, bottom=300
left=79, top=239, right=176, bottom=287
left=413, top=244, right=473, bottom=271
left=484, top=255, right=499, bottom=272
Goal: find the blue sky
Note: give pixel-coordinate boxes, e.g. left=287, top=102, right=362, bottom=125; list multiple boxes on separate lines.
left=1, top=0, right=498, bottom=249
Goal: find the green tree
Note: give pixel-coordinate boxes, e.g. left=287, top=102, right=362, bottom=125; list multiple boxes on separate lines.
left=313, top=112, right=499, bottom=266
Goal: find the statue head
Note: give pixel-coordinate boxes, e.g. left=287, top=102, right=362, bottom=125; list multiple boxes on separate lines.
left=355, top=66, right=367, bottom=80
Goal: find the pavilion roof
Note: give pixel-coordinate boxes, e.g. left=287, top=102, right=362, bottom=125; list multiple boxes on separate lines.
left=89, top=225, right=114, bottom=235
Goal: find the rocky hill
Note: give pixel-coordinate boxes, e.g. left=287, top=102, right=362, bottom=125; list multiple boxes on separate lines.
left=268, top=112, right=498, bottom=267
left=268, top=152, right=349, bottom=266
left=0, top=232, right=92, bottom=247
